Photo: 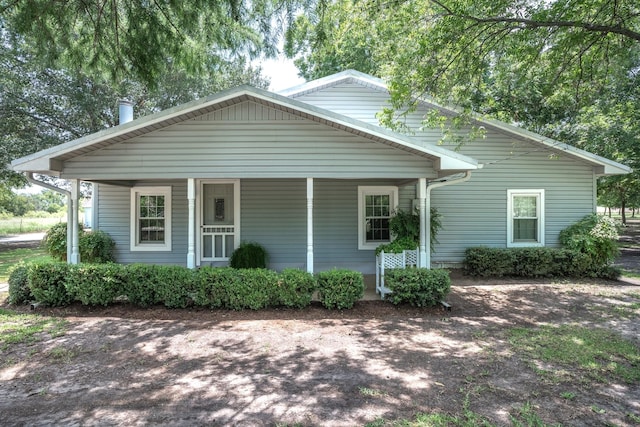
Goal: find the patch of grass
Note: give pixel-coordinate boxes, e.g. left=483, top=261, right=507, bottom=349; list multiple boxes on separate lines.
left=0, top=309, right=67, bottom=351
left=0, top=217, right=61, bottom=235
left=0, top=247, right=52, bottom=282
left=358, top=386, right=388, bottom=398
left=48, top=346, right=78, bottom=363
left=509, top=324, right=640, bottom=384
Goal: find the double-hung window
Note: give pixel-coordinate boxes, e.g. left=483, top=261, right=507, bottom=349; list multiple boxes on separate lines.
left=507, top=189, right=544, bottom=247
left=358, top=186, right=398, bottom=250
left=130, top=186, right=172, bottom=251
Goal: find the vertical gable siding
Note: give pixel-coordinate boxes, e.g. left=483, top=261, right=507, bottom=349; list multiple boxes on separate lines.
left=97, top=180, right=188, bottom=265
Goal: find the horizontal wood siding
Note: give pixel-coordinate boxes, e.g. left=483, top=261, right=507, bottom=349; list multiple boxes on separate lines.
left=240, top=179, right=307, bottom=270
left=97, top=180, right=188, bottom=265
left=62, top=101, right=435, bottom=180
left=431, top=134, right=596, bottom=265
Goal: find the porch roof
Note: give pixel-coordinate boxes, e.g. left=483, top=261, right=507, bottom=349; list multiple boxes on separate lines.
left=11, top=85, right=479, bottom=177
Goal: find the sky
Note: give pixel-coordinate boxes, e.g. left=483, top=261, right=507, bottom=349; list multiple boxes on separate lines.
left=260, top=56, right=306, bottom=91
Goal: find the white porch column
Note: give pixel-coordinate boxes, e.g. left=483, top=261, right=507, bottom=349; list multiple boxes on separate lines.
left=306, top=178, right=314, bottom=274
left=70, top=179, right=81, bottom=264
left=418, top=178, right=429, bottom=269
left=187, top=178, right=196, bottom=269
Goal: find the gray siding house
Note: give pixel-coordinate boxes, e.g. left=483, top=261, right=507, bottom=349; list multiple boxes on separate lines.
left=11, top=70, right=630, bottom=273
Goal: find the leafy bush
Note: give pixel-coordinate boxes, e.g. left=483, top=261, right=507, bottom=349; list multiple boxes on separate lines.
left=42, top=223, right=77, bottom=261
left=386, top=268, right=451, bottom=307
left=154, top=265, right=197, bottom=309
left=228, top=268, right=278, bottom=310
left=194, top=267, right=237, bottom=308
left=121, top=264, right=161, bottom=307
left=464, top=247, right=516, bottom=277
left=7, top=264, right=33, bottom=305
left=79, top=230, right=115, bottom=263
left=559, top=214, right=620, bottom=267
left=316, top=269, right=364, bottom=309
left=65, top=264, right=124, bottom=306
left=464, top=247, right=615, bottom=278
left=275, top=269, right=316, bottom=308
left=43, top=223, right=115, bottom=263
left=28, top=262, right=72, bottom=306
left=229, top=241, right=269, bottom=269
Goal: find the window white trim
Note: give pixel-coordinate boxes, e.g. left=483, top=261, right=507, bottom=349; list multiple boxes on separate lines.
left=507, top=189, right=545, bottom=248
left=130, top=186, right=172, bottom=252
left=358, top=186, right=398, bottom=250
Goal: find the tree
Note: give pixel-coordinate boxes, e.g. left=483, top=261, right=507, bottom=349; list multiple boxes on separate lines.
left=0, top=33, right=269, bottom=191
left=1, top=0, right=303, bottom=86
left=287, top=0, right=640, bottom=213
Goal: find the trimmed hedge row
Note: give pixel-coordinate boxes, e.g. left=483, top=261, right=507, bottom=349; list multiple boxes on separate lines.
left=385, top=268, right=451, bottom=307
left=464, top=247, right=620, bottom=279
left=9, top=263, right=367, bottom=310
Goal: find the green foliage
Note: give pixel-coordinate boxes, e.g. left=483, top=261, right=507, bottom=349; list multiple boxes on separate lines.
left=316, top=269, right=364, bottom=309
left=229, top=241, right=269, bottom=269
left=121, top=264, right=162, bottom=308
left=275, top=268, right=317, bottom=308
left=227, top=269, right=278, bottom=310
left=375, top=237, right=419, bottom=256
left=42, top=223, right=76, bottom=261
left=65, top=264, right=125, bottom=306
left=376, top=208, right=442, bottom=255
left=559, top=214, right=621, bottom=266
left=193, top=267, right=238, bottom=309
left=7, top=264, right=33, bottom=305
left=463, top=247, right=610, bottom=278
left=79, top=230, right=116, bottom=263
left=42, top=223, right=115, bottom=263
left=0, top=309, right=67, bottom=351
left=153, top=266, right=198, bottom=309
left=386, top=268, right=451, bottom=307
left=27, top=262, right=72, bottom=306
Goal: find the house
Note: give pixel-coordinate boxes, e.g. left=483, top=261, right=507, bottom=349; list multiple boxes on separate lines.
left=11, top=70, right=631, bottom=274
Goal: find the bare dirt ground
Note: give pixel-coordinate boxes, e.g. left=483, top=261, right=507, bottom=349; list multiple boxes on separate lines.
left=1, top=223, right=639, bottom=426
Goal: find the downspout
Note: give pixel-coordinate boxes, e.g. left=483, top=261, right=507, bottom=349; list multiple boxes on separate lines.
left=422, top=171, right=473, bottom=269
left=25, top=173, right=73, bottom=262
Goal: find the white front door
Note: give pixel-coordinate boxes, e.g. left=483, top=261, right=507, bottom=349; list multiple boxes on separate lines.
left=199, top=180, right=240, bottom=263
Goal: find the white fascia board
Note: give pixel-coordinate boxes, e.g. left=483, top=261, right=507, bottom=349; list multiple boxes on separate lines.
left=279, top=69, right=388, bottom=97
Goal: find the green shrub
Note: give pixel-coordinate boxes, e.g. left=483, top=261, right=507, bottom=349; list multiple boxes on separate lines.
left=229, top=241, right=269, bottom=269
left=464, top=247, right=516, bottom=277
left=559, top=214, right=620, bottom=267
left=154, top=265, right=197, bottom=309
left=79, top=230, right=115, bottom=263
left=42, top=223, right=77, bottom=261
left=227, top=268, right=278, bottom=310
left=28, top=262, right=72, bottom=306
left=316, top=269, right=364, bottom=309
left=121, top=264, right=161, bottom=307
left=464, top=246, right=615, bottom=278
left=65, top=264, right=124, bottom=306
left=42, top=223, right=115, bottom=263
left=382, top=207, right=442, bottom=254
left=194, top=267, right=237, bottom=308
left=386, top=268, right=451, bottom=307
left=275, top=269, right=316, bottom=308
left=7, top=264, right=33, bottom=305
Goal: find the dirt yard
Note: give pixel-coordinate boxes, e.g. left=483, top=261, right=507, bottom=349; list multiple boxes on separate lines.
left=1, top=221, right=639, bottom=426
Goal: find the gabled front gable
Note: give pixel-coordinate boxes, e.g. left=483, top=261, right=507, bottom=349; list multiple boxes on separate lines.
left=11, top=85, right=478, bottom=179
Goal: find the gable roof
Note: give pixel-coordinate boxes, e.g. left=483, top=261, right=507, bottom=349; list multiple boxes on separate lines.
left=11, top=84, right=478, bottom=177
left=282, top=70, right=631, bottom=176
